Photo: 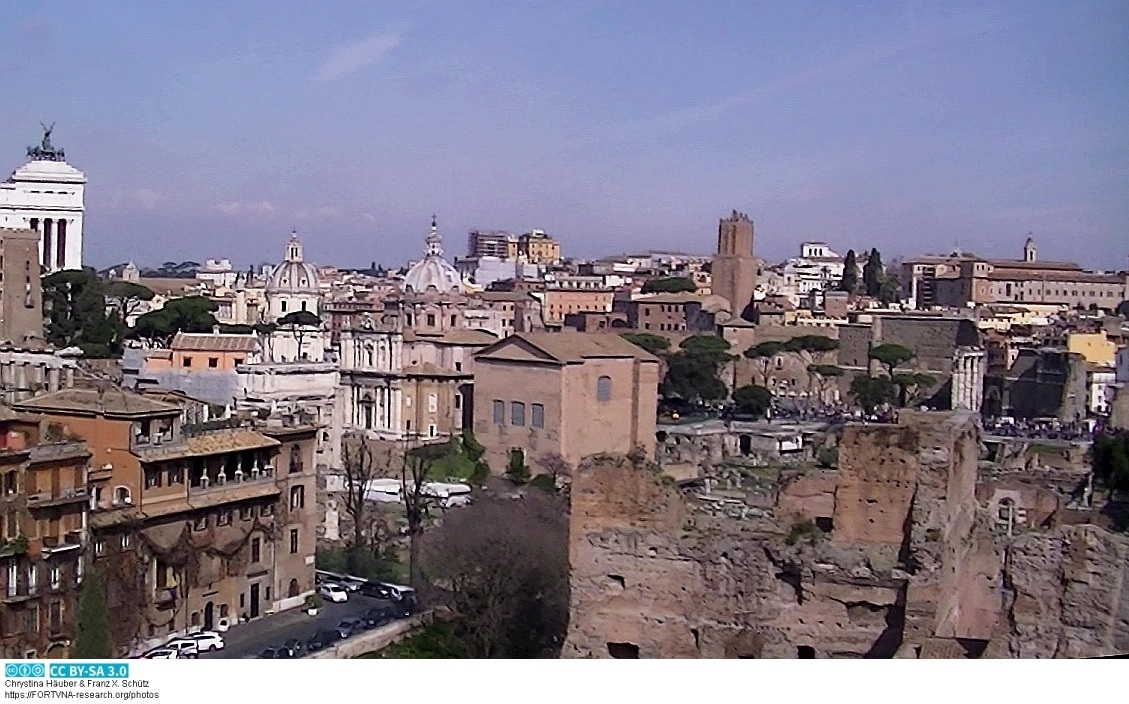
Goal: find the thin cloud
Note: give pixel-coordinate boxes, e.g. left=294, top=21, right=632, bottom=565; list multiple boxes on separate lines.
left=317, top=29, right=402, bottom=82
left=218, top=200, right=275, bottom=216
left=607, top=11, right=1005, bottom=140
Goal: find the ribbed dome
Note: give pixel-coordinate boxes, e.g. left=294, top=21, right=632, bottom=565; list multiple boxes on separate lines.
left=266, top=232, right=319, bottom=293
left=402, top=218, right=462, bottom=294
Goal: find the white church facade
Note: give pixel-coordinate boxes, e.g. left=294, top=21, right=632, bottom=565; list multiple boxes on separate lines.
left=0, top=126, right=86, bottom=272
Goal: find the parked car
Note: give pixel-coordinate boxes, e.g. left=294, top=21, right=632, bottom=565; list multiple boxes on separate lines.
left=281, top=638, right=304, bottom=657
left=336, top=576, right=366, bottom=592
left=362, top=605, right=394, bottom=628
left=306, top=629, right=341, bottom=653
left=318, top=583, right=349, bottom=603
left=336, top=617, right=366, bottom=639
left=143, top=648, right=179, bottom=660
left=162, top=639, right=199, bottom=659
left=259, top=646, right=293, bottom=659
left=359, top=581, right=393, bottom=599
left=184, top=631, right=225, bottom=652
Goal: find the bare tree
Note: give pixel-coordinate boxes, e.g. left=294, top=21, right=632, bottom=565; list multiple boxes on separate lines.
left=535, top=452, right=571, bottom=488
left=401, top=445, right=435, bottom=587
left=420, top=492, right=569, bottom=658
left=341, top=433, right=377, bottom=573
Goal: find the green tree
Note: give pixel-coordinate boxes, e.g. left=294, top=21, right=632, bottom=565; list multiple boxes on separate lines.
left=104, top=281, right=154, bottom=326
left=662, top=351, right=728, bottom=403
left=868, top=343, right=916, bottom=378
left=744, top=340, right=785, bottom=386
left=863, top=248, right=884, bottom=298
left=641, top=277, right=697, bottom=294
left=892, top=372, right=937, bottom=407
left=506, top=448, right=530, bottom=484
left=849, top=375, right=897, bottom=413
left=131, top=296, right=219, bottom=346
left=1093, top=432, right=1129, bottom=493
left=72, top=572, right=113, bottom=658
left=42, top=269, right=119, bottom=357
left=620, top=333, right=670, bottom=355
left=679, top=334, right=732, bottom=364
left=838, top=249, right=859, bottom=293
left=276, top=310, right=322, bottom=361
left=732, top=385, right=772, bottom=417
left=1116, top=301, right=1129, bottom=317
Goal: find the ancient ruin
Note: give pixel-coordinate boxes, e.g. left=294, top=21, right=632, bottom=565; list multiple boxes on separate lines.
left=564, top=411, right=1129, bottom=658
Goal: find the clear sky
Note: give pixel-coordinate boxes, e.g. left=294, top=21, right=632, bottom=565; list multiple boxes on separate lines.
left=2, top=1, right=1127, bottom=270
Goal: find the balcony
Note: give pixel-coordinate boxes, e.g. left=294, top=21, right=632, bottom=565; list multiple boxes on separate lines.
left=88, top=464, right=114, bottom=482
left=27, top=486, right=88, bottom=509
left=41, top=530, right=82, bottom=556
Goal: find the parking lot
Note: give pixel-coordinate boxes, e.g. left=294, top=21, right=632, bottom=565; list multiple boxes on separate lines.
left=200, top=593, right=393, bottom=659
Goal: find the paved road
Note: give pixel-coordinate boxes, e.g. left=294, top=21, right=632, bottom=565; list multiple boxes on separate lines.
left=201, top=594, right=387, bottom=659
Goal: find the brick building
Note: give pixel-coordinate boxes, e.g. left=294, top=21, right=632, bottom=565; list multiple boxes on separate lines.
left=0, top=228, right=44, bottom=349
left=472, top=332, right=660, bottom=473
left=711, top=211, right=758, bottom=322
left=12, top=388, right=317, bottom=655
left=0, top=408, right=90, bottom=659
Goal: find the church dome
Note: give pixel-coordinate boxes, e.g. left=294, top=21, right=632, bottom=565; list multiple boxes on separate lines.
left=402, top=217, right=462, bottom=294
left=266, top=231, right=320, bottom=293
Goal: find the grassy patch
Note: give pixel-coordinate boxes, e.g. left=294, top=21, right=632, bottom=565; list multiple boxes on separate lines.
left=316, top=547, right=405, bottom=583
left=358, top=621, right=468, bottom=659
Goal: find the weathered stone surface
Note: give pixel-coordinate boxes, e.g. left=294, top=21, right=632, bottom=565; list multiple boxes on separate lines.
left=564, top=410, right=1129, bottom=658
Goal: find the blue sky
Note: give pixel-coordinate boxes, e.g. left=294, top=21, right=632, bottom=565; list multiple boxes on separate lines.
left=2, top=1, right=1127, bottom=270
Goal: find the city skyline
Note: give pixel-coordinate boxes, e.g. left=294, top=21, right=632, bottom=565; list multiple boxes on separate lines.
left=2, top=1, right=1127, bottom=270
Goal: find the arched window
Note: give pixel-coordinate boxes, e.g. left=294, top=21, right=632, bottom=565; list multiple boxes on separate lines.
left=288, top=579, right=300, bottom=598
left=114, top=486, right=131, bottom=505
left=301, top=300, right=307, bottom=312
left=281, top=300, right=288, bottom=313
left=596, top=376, right=612, bottom=402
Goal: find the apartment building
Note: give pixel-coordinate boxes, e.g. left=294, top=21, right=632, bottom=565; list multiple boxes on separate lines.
left=12, top=388, right=317, bottom=654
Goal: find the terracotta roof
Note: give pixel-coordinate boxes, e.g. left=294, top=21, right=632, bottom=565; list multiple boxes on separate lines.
left=478, top=291, right=535, bottom=302
left=14, top=388, right=181, bottom=418
left=171, top=332, right=259, bottom=352
left=478, top=331, right=661, bottom=364
left=403, top=362, right=467, bottom=378
left=635, top=293, right=703, bottom=304
left=134, top=429, right=280, bottom=463
left=985, top=269, right=1123, bottom=283
left=986, top=260, right=1082, bottom=272
left=404, top=329, right=499, bottom=346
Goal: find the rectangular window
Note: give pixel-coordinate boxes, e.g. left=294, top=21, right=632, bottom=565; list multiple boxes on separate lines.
left=144, top=466, right=162, bottom=490
left=260, top=503, right=275, bottom=517
left=239, top=506, right=252, bottom=521
left=250, top=538, right=261, bottom=564
left=182, top=357, right=193, bottom=368
left=511, top=401, right=526, bottom=426
left=290, top=485, right=305, bottom=510
left=428, top=393, right=437, bottom=413
left=94, top=540, right=106, bottom=557
left=49, top=602, right=61, bottom=632
left=289, top=529, right=299, bottom=555
left=492, top=400, right=504, bottom=424
left=217, top=510, right=232, bottom=527
left=234, top=358, right=244, bottom=366
left=192, top=515, right=207, bottom=531
left=167, top=465, right=184, bottom=485
left=428, top=424, right=437, bottom=437
left=208, top=357, right=219, bottom=368
left=120, top=534, right=130, bottom=550
left=531, top=403, right=545, bottom=429
left=427, top=314, right=436, bottom=326
left=49, top=566, right=60, bottom=590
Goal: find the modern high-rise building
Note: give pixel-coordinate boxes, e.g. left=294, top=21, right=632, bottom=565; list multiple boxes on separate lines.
left=711, top=210, right=757, bottom=321
left=0, top=126, right=86, bottom=273
left=467, top=230, right=518, bottom=259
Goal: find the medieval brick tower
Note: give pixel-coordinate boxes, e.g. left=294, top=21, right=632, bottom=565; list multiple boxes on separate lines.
left=711, top=210, right=757, bottom=321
